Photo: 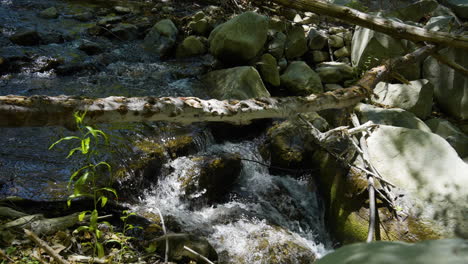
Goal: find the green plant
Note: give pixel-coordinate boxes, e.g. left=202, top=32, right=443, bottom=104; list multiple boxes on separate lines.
left=105, top=210, right=142, bottom=263
left=49, top=111, right=117, bottom=258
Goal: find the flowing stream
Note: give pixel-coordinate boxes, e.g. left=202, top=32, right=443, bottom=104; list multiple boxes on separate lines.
left=0, top=0, right=333, bottom=261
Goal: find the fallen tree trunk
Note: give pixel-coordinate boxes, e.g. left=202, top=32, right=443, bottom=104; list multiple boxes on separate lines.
left=0, top=45, right=437, bottom=128
left=271, top=0, right=468, bottom=50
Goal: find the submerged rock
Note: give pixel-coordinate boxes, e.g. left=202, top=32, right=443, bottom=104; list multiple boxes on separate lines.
left=143, top=19, right=178, bottom=57
left=316, top=239, right=468, bottom=264
left=9, top=29, right=42, bottom=46
left=148, top=233, right=218, bottom=263
left=208, top=11, right=268, bottom=64
left=39, top=7, right=59, bottom=19
left=110, top=23, right=138, bottom=41
left=280, top=61, right=323, bottom=95
left=201, top=66, right=270, bottom=100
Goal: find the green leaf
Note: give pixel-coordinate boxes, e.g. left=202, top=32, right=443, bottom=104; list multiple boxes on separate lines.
left=96, top=242, right=105, bottom=258
left=96, top=229, right=102, bottom=239
left=49, top=136, right=80, bottom=149
left=73, top=225, right=90, bottom=234
left=66, top=147, right=82, bottom=158
left=98, top=187, right=118, bottom=199
left=100, top=196, right=108, bottom=207
left=96, top=161, right=111, bottom=171
left=90, top=209, right=98, bottom=229
left=78, top=211, right=89, bottom=221
left=146, top=243, right=157, bottom=253
left=81, top=137, right=90, bottom=154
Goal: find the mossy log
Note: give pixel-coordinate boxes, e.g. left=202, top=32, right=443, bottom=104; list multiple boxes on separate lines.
left=0, top=45, right=437, bottom=128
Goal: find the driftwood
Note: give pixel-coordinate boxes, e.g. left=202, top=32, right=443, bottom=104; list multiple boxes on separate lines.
left=271, top=0, right=468, bottom=50
left=1, top=213, right=80, bottom=237
left=0, top=45, right=438, bottom=128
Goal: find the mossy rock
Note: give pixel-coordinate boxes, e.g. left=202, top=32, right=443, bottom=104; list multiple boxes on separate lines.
left=310, top=149, right=444, bottom=245
left=180, top=153, right=242, bottom=204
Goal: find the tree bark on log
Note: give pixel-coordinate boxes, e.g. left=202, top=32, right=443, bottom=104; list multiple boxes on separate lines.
left=0, top=45, right=437, bottom=128
left=271, top=0, right=468, bottom=50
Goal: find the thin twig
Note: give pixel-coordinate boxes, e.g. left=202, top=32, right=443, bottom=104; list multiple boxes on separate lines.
left=430, top=51, right=468, bottom=77
left=350, top=113, right=376, bottom=243
left=155, top=208, right=168, bottom=264
left=0, top=248, right=14, bottom=263
left=183, top=246, right=215, bottom=264
left=23, top=229, right=71, bottom=264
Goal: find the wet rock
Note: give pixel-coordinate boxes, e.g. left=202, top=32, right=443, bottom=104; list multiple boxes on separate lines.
left=268, top=17, right=288, bottom=34
left=352, top=25, right=420, bottom=81
left=384, top=0, right=438, bottom=22
left=317, top=239, right=468, bottom=264
left=354, top=103, right=431, bottom=132
left=78, top=40, right=104, bottom=55
left=333, top=46, right=350, bottom=58
left=268, top=31, right=287, bottom=59
left=307, top=28, right=327, bottom=50
left=280, top=61, right=323, bottom=96
left=110, top=23, right=138, bottom=41
left=209, top=11, right=268, bottom=64
left=73, top=12, right=94, bottom=22
left=201, top=66, right=270, bottom=100
left=328, top=34, right=344, bottom=48
left=143, top=19, right=178, bottom=57
left=372, top=79, right=433, bottom=119
left=176, top=36, right=207, bottom=58
left=307, top=50, right=329, bottom=63
left=324, top=83, right=343, bottom=91
left=97, top=16, right=123, bottom=26
left=261, top=113, right=328, bottom=175
left=39, top=7, right=58, bottom=19
left=0, top=56, right=8, bottom=73
left=256, top=53, right=280, bottom=87
left=9, top=29, right=42, bottom=46
left=315, top=62, right=354, bottom=84
left=426, top=118, right=468, bottom=158
left=181, top=153, right=242, bottom=203
left=285, top=26, right=308, bottom=59
left=148, top=233, right=218, bottom=263
left=40, top=32, right=64, bottom=44
left=55, top=62, right=94, bottom=76
left=114, top=6, right=132, bottom=15
left=277, top=57, right=288, bottom=71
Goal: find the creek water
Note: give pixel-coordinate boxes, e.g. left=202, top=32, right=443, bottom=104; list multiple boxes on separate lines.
left=0, top=0, right=333, bottom=262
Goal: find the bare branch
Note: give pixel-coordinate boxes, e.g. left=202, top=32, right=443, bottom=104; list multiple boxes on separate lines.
left=24, top=229, right=71, bottom=264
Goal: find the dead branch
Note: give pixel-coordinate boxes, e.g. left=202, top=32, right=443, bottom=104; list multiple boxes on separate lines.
left=271, top=0, right=468, bottom=50
left=24, top=228, right=71, bottom=264
left=183, top=246, right=215, bottom=264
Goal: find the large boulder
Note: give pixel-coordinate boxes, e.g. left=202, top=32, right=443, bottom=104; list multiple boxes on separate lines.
left=354, top=103, right=431, bottom=132
left=372, top=79, right=434, bottom=119
left=208, top=11, right=268, bottom=64
left=143, top=19, right=178, bottom=57
left=9, top=29, right=42, bottom=46
left=280, top=61, right=323, bottom=96
left=351, top=25, right=420, bottom=80
left=267, top=31, right=286, bottom=59
left=307, top=28, right=327, bottom=50
left=426, top=118, right=468, bottom=158
left=316, top=239, right=468, bottom=264
left=315, top=62, right=354, bottom=84
left=201, top=66, right=270, bottom=100
left=367, top=125, right=468, bottom=236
